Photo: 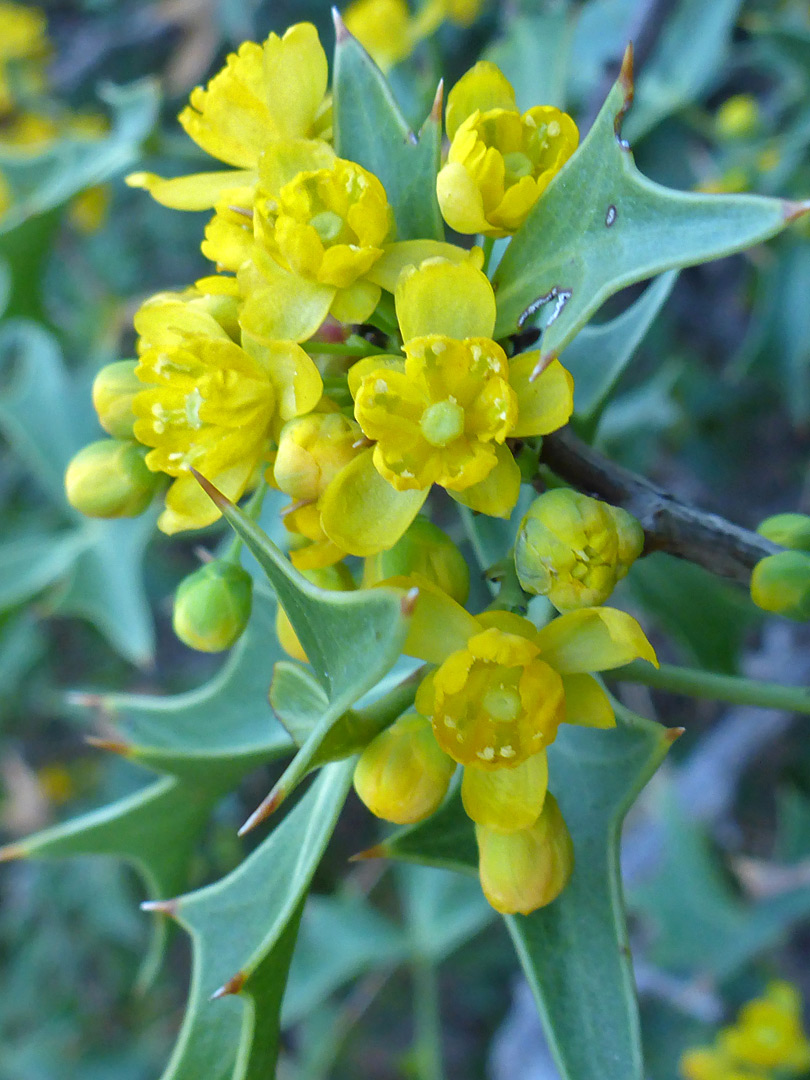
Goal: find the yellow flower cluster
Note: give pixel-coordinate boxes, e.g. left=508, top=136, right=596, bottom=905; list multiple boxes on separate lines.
left=66, top=19, right=656, bottom=913
left=343, top=0, right=486, bottom=73
left=681, top=982, right=810, bottom=1080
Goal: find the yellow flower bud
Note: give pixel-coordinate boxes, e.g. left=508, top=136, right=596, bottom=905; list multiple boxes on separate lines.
left=353, top=712, right=456, bottom=824
left=515, top=490, right=643, bottom=612
left=172, top=561, right=253, bottom=653
left=65, top=439, right=159, bottom=518
left=715, top=94, right=759, bottom=140
left=756, top=512, right=810, bottom=551
left=476, top=793, right=573, bottom=914
left=417, top=625, right=565, bottom=768
left=276, top=562, right=355, bottom=662
left=750, top=552, right=810, bottom=621
left=273, top=413, right=362, bottom=503
left=92, top=360, right=141, bottom=439
left=362, top=516, right=470, bottom=604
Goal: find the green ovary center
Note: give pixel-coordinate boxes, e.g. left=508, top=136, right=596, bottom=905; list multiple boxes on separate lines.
left=420, top=399, right=465, bottom=447
left=310, top=210, right=346, bottom=244
left=482, top=683, right=522, bottom=724
left=503, top=151, right=533, bottom=183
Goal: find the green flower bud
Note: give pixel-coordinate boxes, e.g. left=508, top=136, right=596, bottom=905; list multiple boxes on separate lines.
left=276, top=562, right=355, bottom=662
left=65, top=439, right=159, bottom=518
left=173, top=561, right=253, bottom=652
left=514, top=490, right=643, bottom=612
left=92, top=360, right=141, bottom=439
left=476, top=793, right=574, bottom=915
left=715, top=94, right=759, bottom=140
left=362, top=516, right=470, bottom=604
left=353, top=712, right=456, bottom=825
left=750, top=552, right=810, bottom=621
left=756, top=513, right=810, bottom=552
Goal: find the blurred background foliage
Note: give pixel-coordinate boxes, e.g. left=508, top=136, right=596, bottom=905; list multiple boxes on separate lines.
left=2, top=0, right=810, bottom=1077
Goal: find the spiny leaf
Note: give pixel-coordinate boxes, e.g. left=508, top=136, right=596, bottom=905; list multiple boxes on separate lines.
left=332, top=12, right=443, bottom=241
left=194, top=474, right=411, bottom=831
left=380, top=707, right=675, bottom=1080
left=493, top=46, right=810, bottom=355
left=152, top=760, right=353, bottom=1080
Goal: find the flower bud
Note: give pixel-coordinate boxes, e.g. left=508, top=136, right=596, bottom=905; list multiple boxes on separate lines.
left=273, top=413, right=361, bottom=502
left=353, top=712, right=456, bottom=825
left=92, top=360, right=141, bottom=439
left=715, top=94, right=759, bottom=140
left=756, top=513, right=810, bottom=552
left=515, top=490, right=643, bottom=612
left=276, top=563, right=355, bottom=662
left=172, top=561, right=253, bottom=652
left=751, top=552, right=810, bottom=621
left=65, top=439, right=159, bottom=518
left=362, top=516, right=470, bottom=604
left=476, top=793, right=573, bottom=914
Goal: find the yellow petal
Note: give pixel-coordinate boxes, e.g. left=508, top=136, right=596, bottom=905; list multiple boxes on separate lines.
left=396, top=258, right=496, bottom=342
left=510, top=356, right=574, bottom=437
left=263, top=22, right=328, bottom=141
left=474, top=610, right=539, bottom=641
left=238, top=253, right=334, bottom=342
left=241, top=337, right=323, bottom=420
left=134, top=300, right=230, bottom=349
left=561, top=673, right=615, bottom=728
left=347, top=354, right=405, bottom=399
left=436, top=160, right=492, bottom=236
left=381, top=573, right=478, bottom=664
left=535, top=607, right=659, bottom=674
left=446, top=61, right=516, bottom=141
left=125, top=169, right=257, bottom=210
left=329, top=278, right=381, bottom=324
left=368, top=239, right=484, bottom=292
left=258, top=137, right=336, bottom=195
left=461, top=751, right=548, bottom=831
left=320, top=448, right=428, bottom=556
left=448, top=443, right=520, bottom=517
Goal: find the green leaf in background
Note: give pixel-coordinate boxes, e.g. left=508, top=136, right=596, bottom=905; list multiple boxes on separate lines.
left=2, top=593, right=292, bottom=985
left=194, top=476, right=411, bottom=829
left=332, top=14, right=443, bottom=242
left=382, top=707, right=674, bottom=1080
left=624, top=0, right=744, bottom=141
left=0, top=320, right=156, bottom=663
left=0, top=79, right=159, bottom=231
left=152, top=760, right=353, bottom=1080
left=484, top=10, right=573, bottom=111
left=492, top=49, right=809, bottom=354
left=563, top=271, right=678, bottom=422
left=626, top=553, right=757, bottom=674
left=0, top=207, right=62, bottom=321
left=629, top=789, right=810, bottom=979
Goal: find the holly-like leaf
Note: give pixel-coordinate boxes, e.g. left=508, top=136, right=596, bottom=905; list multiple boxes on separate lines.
left=492, top=47, right=810, bottom=355
left=194, top=475, right=412, bottom=830
left=380, top=707, right=675, bottom=1080
left=562, top=271, right=678, bottom=422
left=151, top=760, right=354, bottom=1080
left=332, top=13, right=443, bottom=241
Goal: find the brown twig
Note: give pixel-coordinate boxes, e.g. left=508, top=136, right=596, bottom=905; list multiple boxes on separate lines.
left=539, top=428, right=781, bottom=584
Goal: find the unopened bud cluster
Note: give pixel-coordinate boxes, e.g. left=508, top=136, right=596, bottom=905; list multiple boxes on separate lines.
left=751, top=512, right=810, bottom=621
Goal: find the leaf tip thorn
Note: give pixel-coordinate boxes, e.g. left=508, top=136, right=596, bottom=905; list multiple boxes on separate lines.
left=401, top=587, right=420, bottom=617
left=784, top=199, right=810, bottom=224
left=349, top=843, right=387, bottom=863
left=332, top=7, right=349, bottom=40
left=190, top=468, right=230, bottom=509
left=238, top=786, right=286, bottom=836
left=85, top=734, right=132, bottom=757
left=430, top=79, right=444, bottom=123
left=529, top=354, right=554, bottom=382
left=665, top=726, right=686, bottom=744
left=0, top=843, right=26, bottom=864
left=211, top=972, right=246, bottom=1001
left=141, top=898, right=178, bottom=916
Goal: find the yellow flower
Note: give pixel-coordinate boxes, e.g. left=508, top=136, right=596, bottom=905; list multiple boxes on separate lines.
left=273, top=410, right=363, bottom=569
left=320, top=257, right=574, bottom=556
left=679, top=1047, right=765, bottom=1080
left=0, top=3, right=48, bottom=63
left=715, top=94, right=759, bottom=140
left=126, top=23, right=331, bottom=212
left=68, top=184, right=110, bottom=234
left=131, top=288, right=322, bottom=534
left=476, top=793, right=573, bottom=914
left=719, top=981, right=810, bottom=1072
left=437, top=61, right=578, bottom=237
left=344, top=0, right=416, bottom=72
left=515, top=490, right=644, bottom=611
